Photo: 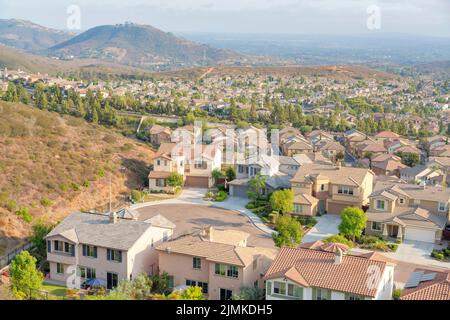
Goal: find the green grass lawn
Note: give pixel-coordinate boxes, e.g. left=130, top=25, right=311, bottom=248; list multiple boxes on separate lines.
left=41, top=283, right=67, bottom=299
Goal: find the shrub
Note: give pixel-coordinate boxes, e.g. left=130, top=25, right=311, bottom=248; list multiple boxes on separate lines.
left=97, top=167, right=106, bottom=177
left=40, top=197, right=53, bottom=207
left=6, top=199, right=17, bottom=212
left=70, top=182, right=81, bottom=191
left=297, top=216, right=318, bottom=228
left=16, top=208, right=32, bottom=223
left=82, top=180, right=90, bottom=188
left=392, top=289, right=402, bottom=300
left=357, top=235, right=380, bottom=245
left=388, top=244, right=399, bottom=252
left=214, top=191, right=228, bottom=202
left=245, top=203, right=255, bottom=209
left=131, top=190, right=144, bottom=202
left=323, top=234, right=354, bottom=248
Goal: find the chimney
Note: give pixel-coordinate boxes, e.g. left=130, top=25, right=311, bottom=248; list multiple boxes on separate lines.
left=208, top=226, right=214, bottom=242
left=334, top=247, right=343, bottom=265
left=109, top=211, right=117, bottom=224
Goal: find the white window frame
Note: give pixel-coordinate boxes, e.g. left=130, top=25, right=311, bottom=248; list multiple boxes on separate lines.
left=371, top=221, right=382, bottom=231
left=376, top=199, right=385, bottom=210
left=294, top=204, right=304, bottom=214
left=438, top=202, right=447, bottom=212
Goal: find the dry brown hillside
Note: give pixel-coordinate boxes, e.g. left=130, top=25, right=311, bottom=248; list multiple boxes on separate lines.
left=0, top=101, right=154, bottom=241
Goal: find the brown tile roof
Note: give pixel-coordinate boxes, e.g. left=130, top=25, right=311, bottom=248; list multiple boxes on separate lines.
left=299, top=240, right=350, bottom=254
left=148, top=124, right=171, bottom=135
left=401, top=269, right=450, bottom=300
left=293, top=193, right=319, bottom=205
left=264, top=247, right=387, bottom=297
left=156, top=230, right=277, bottom=267
left=291, top=163, right=373, bottom=187
left=374, top=131, right=400, bottom=139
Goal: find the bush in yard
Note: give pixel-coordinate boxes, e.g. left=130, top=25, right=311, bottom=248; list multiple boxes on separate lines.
left=245, top=203, right=255, bottom=209
left=338, top=207, right=367, bottom=241
left=232, top=287, right=265, bottom=300
left=298, top=216, right=318, bottom=228
left=272, top=214, right=303, bottom=248
left=9, top=251, right=43, bottom=299
left=269, top=189, right=294, bottom=214
left=181, top=286, right=205, bottom=300
left=131, top=190, right=144, bottom=202
left=167, top=173, right=184, bottom=188
left=357, top=235, right=380, bottom=245
left=323, top=234, right=354, bottom=248
left=28, top=220, right=54, bottom=263
left=214, top=191, right=228, bottom=202
left=392, top=289, right=402, bottom=300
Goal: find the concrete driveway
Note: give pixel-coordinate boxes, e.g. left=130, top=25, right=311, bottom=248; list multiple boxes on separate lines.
left=383, top=240, right=450, bottom=269
left=302, top=214, right=341, bottom=243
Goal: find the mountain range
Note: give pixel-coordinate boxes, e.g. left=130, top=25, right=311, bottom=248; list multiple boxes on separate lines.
left=0, top=19, right=243, bottom=70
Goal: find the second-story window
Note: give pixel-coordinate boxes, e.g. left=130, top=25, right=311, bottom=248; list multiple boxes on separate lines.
left=215, top=264, right=239, bottom=278
left=82, top=244, right=98, bottom=258
left=193, top=257, right=201, bottom=270
left=438, top=202, right=447, bottom=212
left=338, top=186, right=354, bottom=195
left=376, top=200, right=385, bottom=210
left=107, top=249, right=122, bottom=263
left=320, top=184, right=325, bottom=191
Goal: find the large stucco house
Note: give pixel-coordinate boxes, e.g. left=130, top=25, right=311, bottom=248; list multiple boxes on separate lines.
left=365, top=181, right=449, bottom=243
left=156, top=227, right=277, bottom=300
left=45, top=211, right=175, bottom=289
left=290, top=162, right=374, bottom=215
left=264, top=246, right=395, bottom=300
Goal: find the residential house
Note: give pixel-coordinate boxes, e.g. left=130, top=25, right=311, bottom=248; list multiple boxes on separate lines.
left=45, top=212, right=175, bottom=289
left=400, top=165, right=441, bottom=185
left=370, top=154, right=407, bottom=177
left=354, top=139, right=387, bottom=159
left=149, top=143, right=185, bottom=193
left=401, top=269, right=450, bottom=300
left=365, top=181, right=449, bottom=243
left=316, top=140, right=345, bottom=162
left=290, top=162, right=374, bottom=215
left=264, top=246, right=395, bottom=300
left=146, top=124, right=172, bottom=146
left=156, top=227, right=278, bottom=300
left=374, top=131, right=400, bottom=144
left=282, top=136, right=313, bottom=157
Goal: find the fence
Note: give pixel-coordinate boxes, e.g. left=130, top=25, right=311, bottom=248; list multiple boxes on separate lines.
left=0, top=242, right=33, bottom=270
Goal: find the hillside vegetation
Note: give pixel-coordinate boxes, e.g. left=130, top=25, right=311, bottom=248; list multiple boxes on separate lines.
left=0, top=101, right=154, bottom=240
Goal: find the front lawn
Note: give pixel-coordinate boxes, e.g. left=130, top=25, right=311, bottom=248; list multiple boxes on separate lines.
left=41, top=283, right=67, bottom=299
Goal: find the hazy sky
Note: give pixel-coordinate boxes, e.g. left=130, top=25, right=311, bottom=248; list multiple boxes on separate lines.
left=1, top=0, right=449, bottom=37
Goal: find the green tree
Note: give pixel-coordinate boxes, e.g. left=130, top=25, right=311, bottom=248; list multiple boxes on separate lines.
left=395, top=152, right=420, bottom=167
left=338, top=207, right=367, bottom=241
left=28, top=221, right=53, bottom=264
left=167, top=173, right=184, bottom=188
left=272, top=214, right=303, bottom=248
left=211, top=169, right=224, bottom=186
left=225, top=166, right=236, bottom=181
left=269, top=189, right=294, bottom=214
left=9, top=251, right=43, bottom=299
left=247, top=174, right=266, bottom=204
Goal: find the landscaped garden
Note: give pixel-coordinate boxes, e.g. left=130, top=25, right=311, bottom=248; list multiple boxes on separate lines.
left=431, top=247, right=450, bottom=261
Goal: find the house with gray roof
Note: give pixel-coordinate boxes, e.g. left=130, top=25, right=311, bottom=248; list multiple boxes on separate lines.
left=365, top=181, right=450, bottom=243
left=45, top=211, right=175, bottom=289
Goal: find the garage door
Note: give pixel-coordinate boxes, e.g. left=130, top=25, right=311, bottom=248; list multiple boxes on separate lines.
left=185, top=176, right=210, bottom=188
left=327, top=201, right=352, bottom=215
left=230, top=185, right=248, bottom=198
left=404, top=227, right=435, bottom=243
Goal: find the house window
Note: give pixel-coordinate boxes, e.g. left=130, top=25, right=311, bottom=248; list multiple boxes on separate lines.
left=163, top=231, right=169, bottom=242
left=376, top=200, right=385, bottom=210
left=167, top=276, right=174, bottom=289
left=194, top=160, right=207, bottom=169
left=315, top=288, right=329, bottom=300
left=186, top=279, right=208, bottom=294
left=273, top=281, right=286, bottom=295
left=348, top=294, right=363, bottom=300
left=192, top=257, right=201, bottom=270
left=254, top=280, right=258, bottom=288
left=215, top=264, right=238, bottom=278
left=79, top=267, right=96, bottom=280
left=320, top=184, right=325, bottom=191
left=220, top=288, right=233, bottom=300
left=371, top=222, right=382, bottom=231
left=54, top=240, right=63, bottom=252
left=438, top=202, right=447, bottom=212
left=287, top=284, right=295, bottom=297
left=54, top=241, right=74, bottom=256
left=252, top=259, right=257, bottom=270
left=294, top=204, right=304, bottom=214
left=157, top=160, right=161, bottom=166
left=47, top=240, right=51, bottom=253
left=399, top=198, right=405, bottom=204
left=156, top=179, right=166, bottom=187
left=56, top=263, right=64, bottom=274
left=238, top=165, right=244, bottom=173
left=337, top=186, right=354, bottom=195
left=107, top=272, right=118, bottom=290
left=82, top=245, right=97, bottom=258
left=106, top=249, right=122, bottom=263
